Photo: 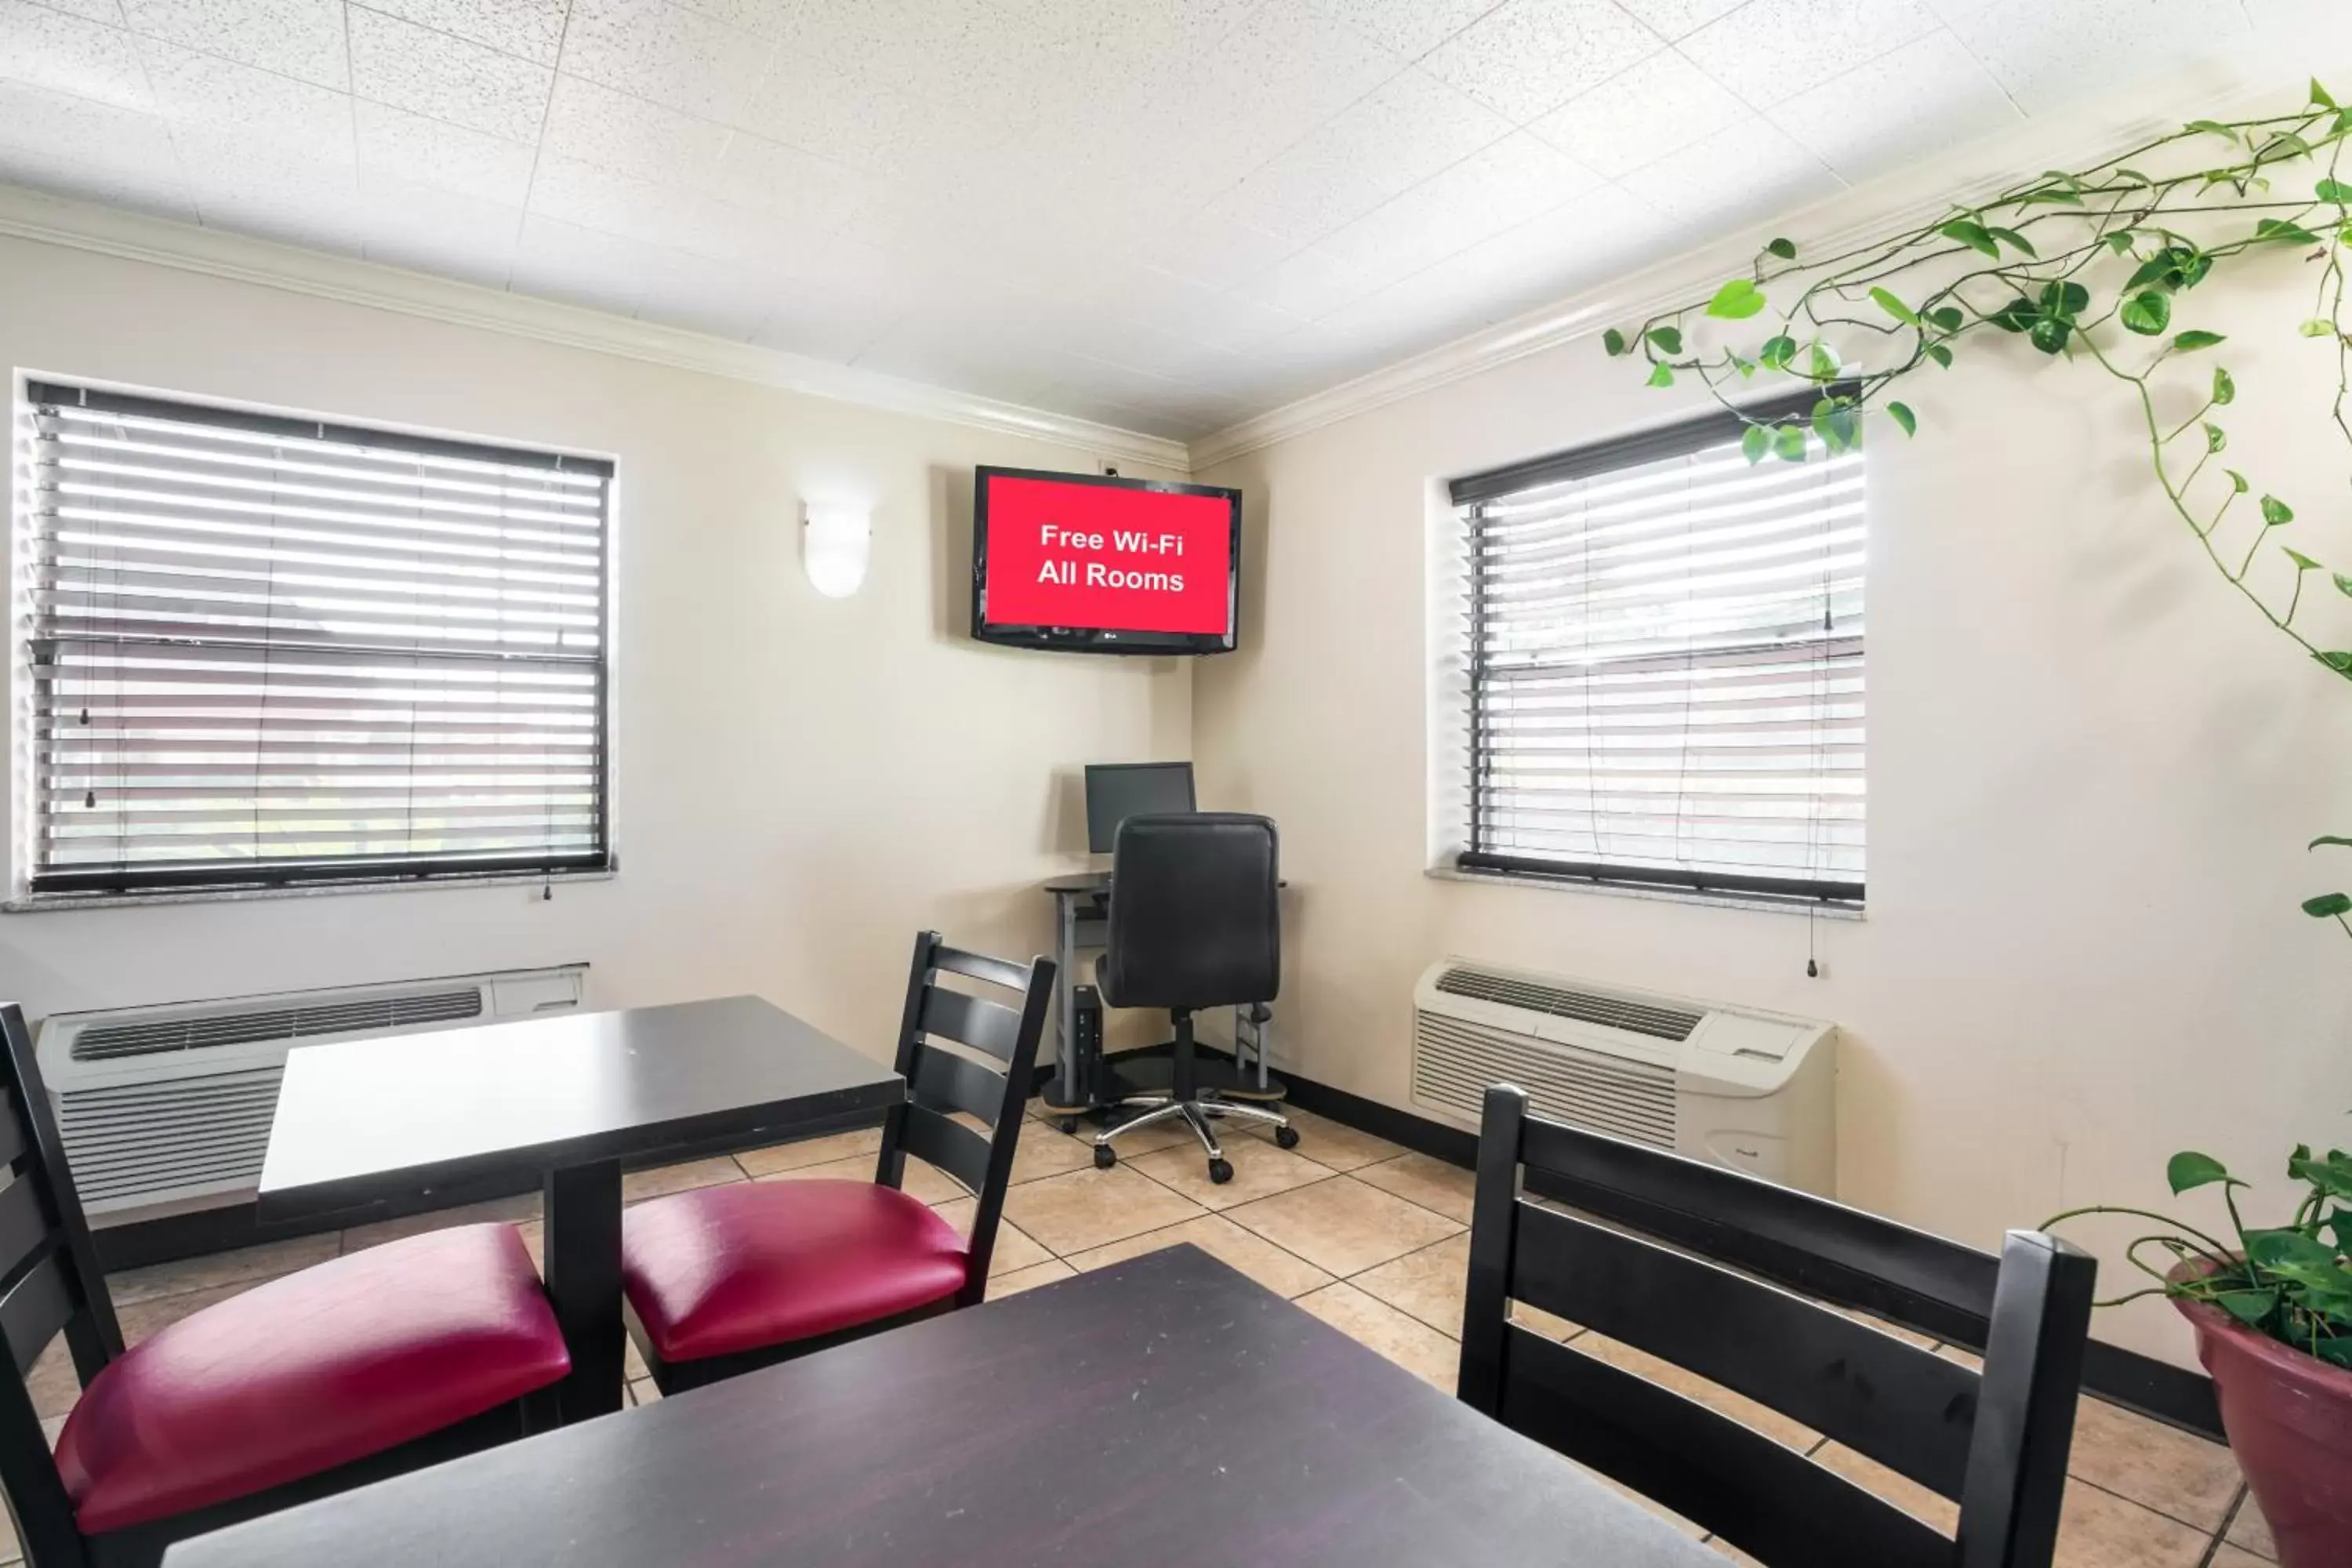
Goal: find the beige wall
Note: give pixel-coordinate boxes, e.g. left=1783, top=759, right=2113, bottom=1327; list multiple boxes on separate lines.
left=0, top=234, right=1189, bottom=1062
left=1194, top=241, right=2352, bottom=1363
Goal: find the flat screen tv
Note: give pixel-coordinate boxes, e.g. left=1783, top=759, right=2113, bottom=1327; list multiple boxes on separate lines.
left=971, top=466, right=1242, bottom=655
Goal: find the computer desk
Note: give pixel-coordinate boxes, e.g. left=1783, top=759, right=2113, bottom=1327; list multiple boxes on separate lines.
left=1040, top=870, right=1284, bottom=1116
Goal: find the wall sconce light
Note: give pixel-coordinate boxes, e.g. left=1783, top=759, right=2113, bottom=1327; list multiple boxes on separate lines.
left=801, top=499, right=870, bottom=598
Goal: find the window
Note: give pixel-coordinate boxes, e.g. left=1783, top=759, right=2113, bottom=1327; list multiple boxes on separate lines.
left=16, top=381, right=612, bottom=901
left=1450, top=389, right=1864, bottom=906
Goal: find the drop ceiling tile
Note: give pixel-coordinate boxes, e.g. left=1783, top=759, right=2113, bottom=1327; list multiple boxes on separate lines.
left=750, top=278, right=902, bottom=362
left=538, top=71, right=724, bottom=185
left=851, top=313, right=1073, bottom=405
left=1526, top=49, right=1748, bottom=179
left=1, top=3, right=153, bottom=111
left=0, top=74, right=172, bottom=165
left=1173, top=2, right=1408, bottom=162
left=354, top=0, right=569, bottom=67
left=1768, top=27, right=2018, bottom=183
left=699, top=132, right=862, bottom=230
left=1204, top=67, right=1514, bottom=244
left=1677, top=0, right=1947, bottom=111
left=348, top=9, right=554, bottom=143
left=1613, top=0, right=1746, bottom=38
left=981, top=0, right=1259, bottom=53
left=1316, top=129, right=1600, bottom=287
left=118, top=0, right=346, bottom=90
left=628, top=248, right=776, bottom=339
left=558, top=0, right=771, bottom=122
left=1230, top=244, right=1385, bottom=318
left=357, top=171, right=521, bottom=285
left=1617, top=113, right=1842, bottom=227
left=731, top=56, right=959, bottom=180
left=0, top=139, right=193, bottom=215
left=1947, top=0, right=2250, bottom=114
left=354, top=98, right=534, bottom=205
left=506, top=212, right=656, bottom=315
left=140, top=38, right=350, bottom=154
left=1116, top=212, right=1299, bottom=292
left=1421, top=0, right=1664, bottom=124
left=24, top=0, right=127, bottom=23
left=1308, top=0, right=1506, bottom=60
left=184, top=138, right=367, bottom=252
left=2248, top=0, right=2352, bottom=52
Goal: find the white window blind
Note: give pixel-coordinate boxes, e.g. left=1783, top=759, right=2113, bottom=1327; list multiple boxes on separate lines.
left=1453, top=393, right=1865, bottom=905
left=17, top=382, right=612, bottom=899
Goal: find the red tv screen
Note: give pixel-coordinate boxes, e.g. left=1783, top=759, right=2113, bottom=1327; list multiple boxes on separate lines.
left=972, top=468, right=1240, bottom=655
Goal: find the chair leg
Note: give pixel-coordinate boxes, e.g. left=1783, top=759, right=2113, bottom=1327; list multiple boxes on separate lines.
left=1181, top=1102, right=1222, bottom=1159
left=1200, top=1100, right=1287, bottom=1130
left=1094, top=1099, right=1185, bottom=1148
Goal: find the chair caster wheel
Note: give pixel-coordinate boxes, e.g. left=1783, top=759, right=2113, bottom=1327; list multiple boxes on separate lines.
left=1208, top=1158, right=1234, bottom=1185
left=1274, top=1126, right=1300, bottom=1150
left=1057, top=1117, right=1078, bottom=1135
left=1094, top=1144, right=1117, bottom=1170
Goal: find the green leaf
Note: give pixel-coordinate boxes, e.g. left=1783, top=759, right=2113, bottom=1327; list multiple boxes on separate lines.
left=2304, top=318, right=2340, bottom=337
left=2169, top=1151, right=2235, bottom=1194
left=1925, top=343, right=1954, bottom=368
left=1807, top=341, right=1842, bottom=382
left=1926, top=306, right=1964, bottom=332
left=1741, top=424, right=1770, bottom=464
left=2304, top=891, right=2352, bottom=917
left=2227, top=469, right=2249, bottom=493
left=2262, top=495, right=2296, bottom=526
left=2186, top=118, right=2238, bottom=140
left=2037, top=279, right=2089, bottom=318
left=1938, top=218, right=1999, bottom=257
left=2205, top=423, right=2227, bottom=454
left=1730, top=354, right=1757, bottom=378
left=2246, top=1229, right=2344, bottom=1283
left=2218, top=1289, right=2278, bottom=1327
left=1759, top=334, right=1796, bottom=369
left=1773, top=425, right=1808, bottom=463
left=1886, top=401, right=1916, bottom=437
left=1765, top=237, right=1797, bottom=261
left=2288, top=1146, right=2352, bottom=1199
left=1646, top=325, right=1683, bottom=355
left=2316, top=1338, right=2352, bottom=1370
left=2121, top=291, right=2172, bottom=335
left=2212, top=365, right=2236, bottom=403
left=2029, top=318, right=2071, bottom=354
left=1987, top=225, right=2037, bottom=256
left=2307, top=835, right=2352, bottom=848
left=2020, top=187, right=2085, bottom=206
left=2314, top=78, right=2339, bottom=110
left=1602, top=327, right=1628, bottom=356
left=2285, top=548, right=2324, bottom=570
left=2321, top=178, right=2352, bottom=203
left=1646, top=361, right=1675, bottom=388
left=2335, top=572, right=2352, bottom=596
left=2322, top=652, right=2352, bottom=675
left=1989, top=296, right=2038, bottom=333
left=1869, top=286, right=1921, bottom=327
left=2106, top=230, right=2136, bottom=254
left=1706, top=278, right=1767, bottom=320
left=2256, top=217, right=2325, bottom=245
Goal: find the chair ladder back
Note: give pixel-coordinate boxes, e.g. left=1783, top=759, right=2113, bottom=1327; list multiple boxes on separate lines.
left=1954, top=1233, right=2097, bottom=1568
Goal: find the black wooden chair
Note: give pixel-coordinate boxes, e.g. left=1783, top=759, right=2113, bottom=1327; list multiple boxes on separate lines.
left=1459, top=1084, right=2097, bottom=1568
left=0, top=1003, right=568, bottom=1568
left=621, top=932, right=1054, bottom=1394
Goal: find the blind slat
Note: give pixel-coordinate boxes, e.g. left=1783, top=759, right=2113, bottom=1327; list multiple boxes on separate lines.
left=21, top=387, right=613, bottom=898
left=1462, top=413, right=1864, bottom=905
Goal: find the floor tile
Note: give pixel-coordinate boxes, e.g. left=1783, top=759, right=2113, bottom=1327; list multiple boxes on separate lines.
left=625, top=1334, right=647, bottom=1381
left=1064, top=1214, right=1336, bottom=1299
left=2064, top=1396, right=2242, bottom=1532
left=757, top=1153, right=967, bottom=1204
left=997, top=1165, right=1207, bottom=1255
left=1087, top=1108, right=1199, bottom=1156
left=1232, top=1105, right=1408, bottom=1171
left=733, top=1126, right=880, bottom=1177
left=2209, top=1548, right=2271, bottom=1567
left=340, top=1191, right=540, bottom=1252
left=516, top=1218, right=543, bottom=1273
left=1512, top=1301, right=1583, bottom=1341
left=105, top=1231, right=341, bottom=1306
left=31, top=1281, right=249, bottom=1418
left=1813, top=1441, right=1958, bottom=1533
left=928, top=1198, right=1055, bottom=1276
left=1572, top=1332, right=1820, bottom=1453
left=1350, top=1232, right=1469, bottom=1338
left=989, top=1259, right=1076, bottom=1298
left=1225, top=1175, right=1463, bottom=1277
left=2056, top=1480, right=2209, bottom=1566
left=1294, top=1281, right=1460, bottom=1392
left=1349, top=1152, right=1476, bottom=1224
left=1006, top=1123, right=1098, bottom=1185
left=629, top=1376, right=661, bottom=1406
left=1125, top=1134, right=1335, bottom=1210
left=1828, top=1302, right=1936, bottom=1350
left=2227, top=1490, right=2277, bottom=1559
left=621, top=1156, right=745, bottom=1204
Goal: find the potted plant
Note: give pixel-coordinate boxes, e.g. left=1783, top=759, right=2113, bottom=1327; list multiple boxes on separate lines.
left=2045, top=1149, right=2352, bottom=1567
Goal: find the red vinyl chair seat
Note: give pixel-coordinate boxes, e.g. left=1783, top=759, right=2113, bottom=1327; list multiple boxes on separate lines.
left=621, top=1180, right=971, bottom=1363
left=54, top=1222, right=569, bottom=1535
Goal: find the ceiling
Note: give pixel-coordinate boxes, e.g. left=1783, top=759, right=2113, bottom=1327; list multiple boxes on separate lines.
left=0, top=0, right=2341, bottom=442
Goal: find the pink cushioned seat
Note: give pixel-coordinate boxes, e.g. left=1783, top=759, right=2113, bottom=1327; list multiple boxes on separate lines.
left=621, top=1180, right=970, bottom=1363
left=55, top=1222, right=568, bottom=1535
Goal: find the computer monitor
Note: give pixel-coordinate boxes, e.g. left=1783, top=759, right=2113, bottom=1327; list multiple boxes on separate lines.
left=1084, top=762, right=1196, bottom=855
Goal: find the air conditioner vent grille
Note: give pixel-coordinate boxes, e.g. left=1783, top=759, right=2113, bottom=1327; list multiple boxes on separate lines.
left=1414, top=1012, right=1676, bottom=1149
left=56, top=1068, right=284, bottom=1208
left=71, top=989, right=484, bottom=1061
left=1434, top=967, right=1701, bottom=1043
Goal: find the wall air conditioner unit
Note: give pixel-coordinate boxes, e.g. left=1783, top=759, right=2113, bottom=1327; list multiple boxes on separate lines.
left=1412, top=959, right=1835, bottom=1195
left=37, top=965, right=589, bottom=1225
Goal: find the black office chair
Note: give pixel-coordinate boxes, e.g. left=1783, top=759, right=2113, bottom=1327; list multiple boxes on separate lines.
left=1091, top=813, right=1291, bottom=1183
left=1460, top=1083, right=2097, bottom=1568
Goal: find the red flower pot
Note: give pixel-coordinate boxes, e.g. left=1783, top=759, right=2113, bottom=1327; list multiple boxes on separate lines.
left=2172, top=1269, right=2352, bottom=1568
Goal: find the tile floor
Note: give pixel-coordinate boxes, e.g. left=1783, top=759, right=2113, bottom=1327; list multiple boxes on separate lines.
left=8, top=1101, right=2280, bottom=1567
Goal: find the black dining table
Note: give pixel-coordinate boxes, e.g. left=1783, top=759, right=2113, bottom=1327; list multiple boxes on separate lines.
left=257, top=993, right=902, bottom=1421
left=164, top=1244, right=1722, bottom=1568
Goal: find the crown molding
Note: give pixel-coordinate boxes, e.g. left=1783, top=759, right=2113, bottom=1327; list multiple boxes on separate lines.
left=0, top=183, right=1193, bottom=474
left=1185, top=53, right=2333, bottom=474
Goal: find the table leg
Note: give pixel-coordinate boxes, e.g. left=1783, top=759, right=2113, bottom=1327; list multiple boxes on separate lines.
left=542, top=1158, right=624, bottom=1423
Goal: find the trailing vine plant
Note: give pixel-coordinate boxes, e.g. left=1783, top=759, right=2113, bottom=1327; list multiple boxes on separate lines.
left=1602, top=78, right=2352, bottom=936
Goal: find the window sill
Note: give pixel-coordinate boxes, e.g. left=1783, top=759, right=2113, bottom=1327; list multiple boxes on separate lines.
left=1425, top=863, right=1865, bottom=921
left=5, top=865, right=617, bottom=913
